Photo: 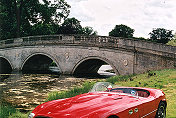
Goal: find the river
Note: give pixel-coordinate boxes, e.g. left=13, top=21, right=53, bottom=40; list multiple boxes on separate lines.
left=0, top=65, right=115, bottom=111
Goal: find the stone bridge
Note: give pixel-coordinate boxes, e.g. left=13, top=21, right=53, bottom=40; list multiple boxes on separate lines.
left=0, top=35, right=176, bottom=76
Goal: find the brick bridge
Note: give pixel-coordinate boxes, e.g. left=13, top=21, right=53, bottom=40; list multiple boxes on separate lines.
left=0, top=35, right=175, bottom=76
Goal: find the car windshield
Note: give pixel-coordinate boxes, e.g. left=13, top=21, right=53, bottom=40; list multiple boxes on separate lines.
left=90, top=82, right=139, bottom=97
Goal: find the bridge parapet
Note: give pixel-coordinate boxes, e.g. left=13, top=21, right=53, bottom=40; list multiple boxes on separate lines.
left=0, top=35, right=175, bottom=58
left=0, top=35, right=124, bottom=50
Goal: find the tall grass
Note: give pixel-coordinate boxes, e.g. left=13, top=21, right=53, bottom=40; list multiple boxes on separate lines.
left=8, top=111, right=28, bottom=118
left=46, top=81, right=95, bottom=101
left=0, top=103, right=17, bottom=118
left=0, top=102, right=29, bottom=118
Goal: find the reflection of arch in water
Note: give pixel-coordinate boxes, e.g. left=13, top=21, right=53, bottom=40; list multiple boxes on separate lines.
left=0, top=56, right=13, bottom=74
left=21, top=53, right=62, bottom=74
left=72, top=56, right=119, bottom=77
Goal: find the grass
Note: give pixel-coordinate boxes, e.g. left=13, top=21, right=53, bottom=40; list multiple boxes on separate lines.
left=46, top=81, right=96, bottom=101
left=106, top=74, right=136, bottom=84
left=0, top=102, right=28, bottom=118
left=8, top=111, right=28, bottom=118
left=0, top=103, right=17, bottom=118
left=1, top=69, right=176, bottom=118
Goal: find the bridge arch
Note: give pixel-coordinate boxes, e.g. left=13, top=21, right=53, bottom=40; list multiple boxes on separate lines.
left=72, top=56, right=120, bottom=77
left=21, top=53, right=62, bottom=74
left=0, top=56, right=13, bottom=74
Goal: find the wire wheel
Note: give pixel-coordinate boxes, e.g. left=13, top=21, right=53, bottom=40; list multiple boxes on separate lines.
left=156, top=102, right=166, bottom=118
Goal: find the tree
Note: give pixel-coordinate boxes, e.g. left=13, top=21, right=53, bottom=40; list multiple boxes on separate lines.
left=57, top=17, right=97, bottom=35
left=81, top=26, right=97, bottom=35
left=149, top=28, right=173, bottom=44
left=0, top=0, right=70, bottom=39
left=109, top=24, right=134, bottom=38
left=57, top=17, right=82, bottom=34
left=31, top=22, right=59, bottom=35
left=0, top=0, right=17, bottom=39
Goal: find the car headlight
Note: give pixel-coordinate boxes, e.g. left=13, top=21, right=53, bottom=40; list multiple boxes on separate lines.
left=28, top=113, right=35, bottom=118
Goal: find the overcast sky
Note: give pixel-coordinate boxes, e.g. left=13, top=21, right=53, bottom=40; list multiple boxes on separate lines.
left=66, top=0, right=176, bottom=38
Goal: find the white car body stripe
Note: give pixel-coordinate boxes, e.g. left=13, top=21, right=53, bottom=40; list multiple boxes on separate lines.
left=141, top=109, right=157, bottom=118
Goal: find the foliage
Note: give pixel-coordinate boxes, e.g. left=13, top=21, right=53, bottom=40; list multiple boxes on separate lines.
left=0, top=103, right=17, bottom=118
left=31, top=22, right=59, bottom=35
left=0, top=0, right=17, bottom=39
left=149, top=28, right=173, bottom=44
left=57, top=17, right=83, bottom=34
left=57, top=17, right=97, bottom=35
left=8, top=111, right=28, bottom=118
left=134, top=37, right=147, bottom=41
left=0, top=0, right=70, bottom=39
left=109, top=24, right=134, bottom=38
left=81, top=26, right=97, bottom=35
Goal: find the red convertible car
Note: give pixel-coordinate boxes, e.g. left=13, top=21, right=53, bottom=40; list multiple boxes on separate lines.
left=28, top=82, right=167, bottom=118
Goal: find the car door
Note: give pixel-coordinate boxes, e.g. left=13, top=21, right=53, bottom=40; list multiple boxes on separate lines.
left=139, top=96, right=157, bottom=118
left=116, top=99, right=142, bottom=118
left=118, top=97, right=142, bottom=118
left=128, top=98, right=144, bottom=118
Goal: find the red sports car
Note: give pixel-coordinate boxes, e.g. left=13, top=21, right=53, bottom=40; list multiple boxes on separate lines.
left=28, top=82, right=167, bottom=118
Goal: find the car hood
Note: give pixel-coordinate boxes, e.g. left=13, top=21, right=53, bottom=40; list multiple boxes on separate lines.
left=33, top=92, right=139, bottom=118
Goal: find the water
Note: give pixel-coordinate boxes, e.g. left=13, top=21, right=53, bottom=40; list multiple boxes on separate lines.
left=0, top=65, right=115, bottom=111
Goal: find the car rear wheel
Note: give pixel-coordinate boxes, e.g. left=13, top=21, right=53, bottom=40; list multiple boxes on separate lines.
left=155, top=102, right=166, bottom=118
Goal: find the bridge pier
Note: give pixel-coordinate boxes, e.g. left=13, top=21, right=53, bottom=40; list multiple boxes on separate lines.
left=11, top=69, right=22, bottom=74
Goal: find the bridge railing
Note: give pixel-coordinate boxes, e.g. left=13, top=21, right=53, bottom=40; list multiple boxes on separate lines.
left=74, top=35, right=118, bottom=47
left=0, top=35, right=133, bottom=49
left=0, top=35, right=72, bottom=48
left=0, top=35, right=175, bottom=58
left=73, top=35, right=137, bottom=51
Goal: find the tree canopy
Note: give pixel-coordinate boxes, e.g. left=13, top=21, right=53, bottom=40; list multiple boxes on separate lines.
left=109, top=24, right=134, bottom=38
left=149, top=28, right=173, bottom=44
left=57, top=17, right=97, bottom=35
left=0, top=0, right=70, bottom=39
left=81, top=26, right=97, bottom=36
left=57, top=17, right=82, bottom=34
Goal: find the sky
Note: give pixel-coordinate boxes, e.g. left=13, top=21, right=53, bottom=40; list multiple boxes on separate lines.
left=66, top=0, right=176, bottom=38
